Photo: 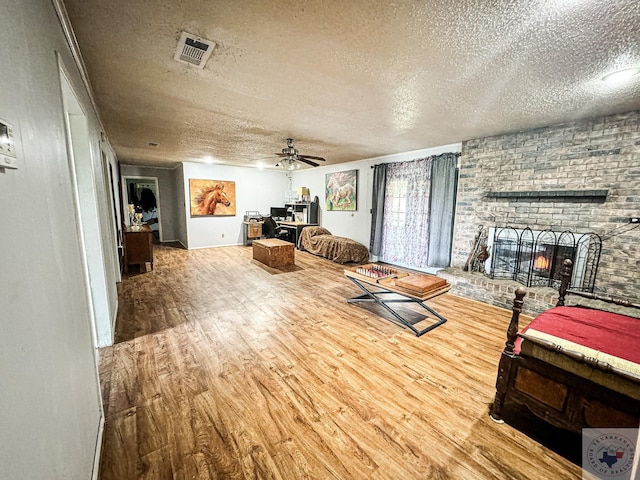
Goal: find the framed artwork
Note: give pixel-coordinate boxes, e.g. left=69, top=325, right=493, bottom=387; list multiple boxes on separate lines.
left=189, top=179, right=236, bottom=216
left=325, top=169, right=357, bottom=211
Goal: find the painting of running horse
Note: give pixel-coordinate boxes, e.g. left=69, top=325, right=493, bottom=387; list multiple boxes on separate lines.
left=189, top=179, right=236, bottom=216
left=325, top=170, right=357, bottom=211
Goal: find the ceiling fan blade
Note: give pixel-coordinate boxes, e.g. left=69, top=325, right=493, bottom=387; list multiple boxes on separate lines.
left=297, top=157, right=320, bottom=167
left=275, top=153, right=290, bottom=157
left=299, top=155, right=325, bottom=161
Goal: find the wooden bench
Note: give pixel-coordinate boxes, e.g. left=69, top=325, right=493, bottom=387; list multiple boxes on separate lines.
left=252, top=238, right=295, bottom=267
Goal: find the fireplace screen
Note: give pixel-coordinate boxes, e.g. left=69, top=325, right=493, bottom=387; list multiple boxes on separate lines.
left=488, top=227, right=601, bottom=292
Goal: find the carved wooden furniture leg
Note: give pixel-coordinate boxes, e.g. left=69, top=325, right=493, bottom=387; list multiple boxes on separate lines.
left=490, top=287, right=526, bottom=423
left=556, top=259, right=573, bottom=306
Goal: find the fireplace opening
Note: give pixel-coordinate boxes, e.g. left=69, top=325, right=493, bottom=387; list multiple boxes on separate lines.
left=487, top=227, right=601, bottom=292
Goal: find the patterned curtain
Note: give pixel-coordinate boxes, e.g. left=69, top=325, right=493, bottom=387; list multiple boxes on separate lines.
left=379, top=157, right=432, bottom=268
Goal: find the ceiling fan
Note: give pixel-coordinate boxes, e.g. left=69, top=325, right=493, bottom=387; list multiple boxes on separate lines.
left=274, top=138, right=326, bottom=169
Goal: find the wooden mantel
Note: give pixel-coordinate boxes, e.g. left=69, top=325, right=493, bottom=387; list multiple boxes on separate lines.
left=486, top=189, right=608, bottom=202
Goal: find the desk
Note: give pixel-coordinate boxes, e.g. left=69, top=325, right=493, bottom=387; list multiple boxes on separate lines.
left=344, top=265, right=450, bottom=336
left=278, top=221, right=317, bottom=248
left=123, top=225, right=153, bottom=273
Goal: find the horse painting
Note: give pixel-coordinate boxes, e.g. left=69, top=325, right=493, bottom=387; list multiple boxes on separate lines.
left=189, top=179, right=236, bottom=216
left=325, top=170, right=357, bottom=211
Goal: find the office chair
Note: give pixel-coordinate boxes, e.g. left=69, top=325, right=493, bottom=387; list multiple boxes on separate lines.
left=262, top=215, right=290, bottom=241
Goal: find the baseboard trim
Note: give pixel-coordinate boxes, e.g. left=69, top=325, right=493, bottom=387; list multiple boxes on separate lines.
left=187, top=242, right=243, bottom=250
left=91, top=415, right=105, bottom=480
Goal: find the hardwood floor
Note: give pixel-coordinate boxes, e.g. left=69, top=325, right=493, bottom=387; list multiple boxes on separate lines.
left=98, top=244, right=582, bottom=479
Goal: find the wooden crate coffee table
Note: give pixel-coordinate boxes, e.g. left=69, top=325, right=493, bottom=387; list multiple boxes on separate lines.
left=252, top=238, right=295, bottom=267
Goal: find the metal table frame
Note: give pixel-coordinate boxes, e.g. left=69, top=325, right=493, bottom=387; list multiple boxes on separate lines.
left=345, top=274, right=449, bottom=336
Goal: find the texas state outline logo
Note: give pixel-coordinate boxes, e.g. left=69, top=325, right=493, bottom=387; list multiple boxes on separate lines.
left=583, top=428, right=637, bottom=479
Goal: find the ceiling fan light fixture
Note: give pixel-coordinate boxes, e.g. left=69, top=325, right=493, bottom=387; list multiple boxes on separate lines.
left=601, top=66, right=640, bottom=85
left=271, top=138, right=326, bottom=171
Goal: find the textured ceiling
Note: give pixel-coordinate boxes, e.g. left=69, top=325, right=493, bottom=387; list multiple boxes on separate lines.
left=63, top=0, right=640, bottom=169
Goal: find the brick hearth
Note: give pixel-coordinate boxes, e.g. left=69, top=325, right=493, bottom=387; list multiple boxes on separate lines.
left=436, top=268, right=559, bottom=316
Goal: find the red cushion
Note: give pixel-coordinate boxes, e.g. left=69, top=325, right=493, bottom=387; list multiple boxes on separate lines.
left=514, top=306, right=640, bottom=364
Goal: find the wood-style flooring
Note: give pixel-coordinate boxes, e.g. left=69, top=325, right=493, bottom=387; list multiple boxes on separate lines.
left=98, top=244, right=582, bottom=479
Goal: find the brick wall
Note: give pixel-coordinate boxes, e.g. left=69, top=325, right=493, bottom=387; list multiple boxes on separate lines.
left=446, top=109, right=640, bottom=313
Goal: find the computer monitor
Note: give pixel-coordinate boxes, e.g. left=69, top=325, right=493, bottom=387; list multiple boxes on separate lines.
left=270, top=206, right=288, bottom=220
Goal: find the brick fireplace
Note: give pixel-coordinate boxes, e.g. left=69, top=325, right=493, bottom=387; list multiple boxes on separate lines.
left=439, top=109, right=640, bottom=316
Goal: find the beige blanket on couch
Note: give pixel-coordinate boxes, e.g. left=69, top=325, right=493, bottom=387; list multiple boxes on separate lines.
left=298, top=226, right=369, bottom=264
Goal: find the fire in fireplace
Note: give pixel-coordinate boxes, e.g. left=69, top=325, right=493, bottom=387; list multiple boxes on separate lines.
left=533, top=255, right=549, bottom=272
left=486, top=227, right=601, bottom=292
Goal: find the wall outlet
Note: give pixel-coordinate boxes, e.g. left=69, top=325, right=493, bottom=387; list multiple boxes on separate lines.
left=221, top=233, right=225, bottom=238
left=629, top=218, right=640, bottom=224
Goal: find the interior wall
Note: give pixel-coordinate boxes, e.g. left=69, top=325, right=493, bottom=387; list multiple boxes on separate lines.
left=291, top=144, right=462, bottom=249
left=175, top=165, right=188, bottom=246
left=182, top=162, right=289, bottom=248
left=120, top=164, right=180, bottom=242
left=0, top=1, right=115, bottom=478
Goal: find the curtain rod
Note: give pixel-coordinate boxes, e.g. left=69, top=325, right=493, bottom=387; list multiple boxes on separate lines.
left=370, top=151, right=460, bottom=168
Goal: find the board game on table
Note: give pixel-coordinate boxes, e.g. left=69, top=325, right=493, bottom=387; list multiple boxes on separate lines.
left=344, top=264, right=451, bottom=336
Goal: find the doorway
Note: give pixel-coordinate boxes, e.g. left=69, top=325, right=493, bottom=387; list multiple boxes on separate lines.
left=122, top=176, right=162, bottom=241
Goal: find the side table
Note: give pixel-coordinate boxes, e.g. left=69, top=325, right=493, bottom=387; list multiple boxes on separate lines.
left=123, top=225, right=153, bottom=273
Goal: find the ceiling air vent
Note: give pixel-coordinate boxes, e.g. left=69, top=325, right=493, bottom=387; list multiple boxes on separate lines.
left=174, top=31, right=215, bottom=69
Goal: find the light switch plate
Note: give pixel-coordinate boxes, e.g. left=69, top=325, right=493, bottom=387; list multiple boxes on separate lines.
left=0, top=118, right=18, bottom=169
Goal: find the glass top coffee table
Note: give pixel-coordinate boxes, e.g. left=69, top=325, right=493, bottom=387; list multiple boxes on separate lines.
left=344, top=264, right=450, bottom=336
